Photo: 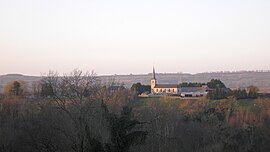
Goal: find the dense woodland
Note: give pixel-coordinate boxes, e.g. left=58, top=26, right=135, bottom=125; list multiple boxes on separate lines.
left=1, top=70, right=270, bottom=152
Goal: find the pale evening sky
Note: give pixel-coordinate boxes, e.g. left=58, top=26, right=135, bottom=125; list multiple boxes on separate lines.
left=0, top=0, right=270, bottom=76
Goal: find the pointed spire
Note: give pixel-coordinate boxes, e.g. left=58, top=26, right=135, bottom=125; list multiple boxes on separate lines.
left=152, top=67, right=156, bottom=79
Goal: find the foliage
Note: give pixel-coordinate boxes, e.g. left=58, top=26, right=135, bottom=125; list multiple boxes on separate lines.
left=97, top=82, right=132, bottom=108
left=206, top=79, right=230, bottom=100
left=180, top=82, right=206, bottom=87
left=3, top=80, right=25, bottom=97
left=207, top=79, right=226, bottom=89
left=247, top=85, right=259, bottom=99
left=40, top=82, right=54, bottom=97
left=1, top=70, right=270, bottom=152
left=207, top=88, right=231, bottom=100
left=130, top=83, right=150, bottom=95
left=232, top=89, right=248, bottom=99
left=1, top=95, right=270, bottom=152
left=232, top=86, right=259, bottom=100
left=206, top=80, right=259, bottom=101
left=38, top=69, right=146, bottom=152
left=102, top=103, right=148, bottom=152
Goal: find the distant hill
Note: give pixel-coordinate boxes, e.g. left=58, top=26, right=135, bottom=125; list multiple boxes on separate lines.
left=100, top=71, right=270, bottom=89
left=0, top=74, right=41, bottom=92
left=0, top=74, right=41, bottom=84
left=1, top=71, right=270, bottom=92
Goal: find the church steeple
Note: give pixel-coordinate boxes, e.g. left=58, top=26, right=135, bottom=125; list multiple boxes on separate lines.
left=152, top=67, right=156, bottom=80
left=151, top=67, right=157, bottom=94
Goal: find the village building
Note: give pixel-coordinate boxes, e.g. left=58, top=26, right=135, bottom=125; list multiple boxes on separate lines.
left=180, top=86, right=208, bottom=97
left=150, top=68, right=180, bottom=94
left=150, top=67, right=208, bottom=97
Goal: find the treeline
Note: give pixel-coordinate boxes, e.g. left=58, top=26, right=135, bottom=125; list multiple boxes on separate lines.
left=207, top=79, right=259, bottom=100
left=179, top=82, right=206, bottom=87
left=2, top=78, right=258, bottom=101
left=128, top=79, right=260, bottom=101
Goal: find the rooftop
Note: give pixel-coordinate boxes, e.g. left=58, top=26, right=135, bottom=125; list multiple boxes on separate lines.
left=154, top=84, right=180, bottom=88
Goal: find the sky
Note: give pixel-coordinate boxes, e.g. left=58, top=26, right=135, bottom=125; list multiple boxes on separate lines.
left=0, top=0, right=270, bottom=76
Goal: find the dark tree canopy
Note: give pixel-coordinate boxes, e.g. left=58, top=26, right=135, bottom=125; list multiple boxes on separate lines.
left=102, top=103, right=148, bottom=152
left=12, top=81, right=21, bottom=96
left=4, top=81, right=24, bottom=96
left=180, top=82, right=206, bottom=87
left=247, top=85, right=259, bottom=99
left=207, top=79, right=229, bottom=100
left=232, top=86, right=259, bottom=100
left=130, top=83, right=150, bottom=95
left=40, top=83, right=54, bottom=97
left=207, top=79, right=226, bottom=89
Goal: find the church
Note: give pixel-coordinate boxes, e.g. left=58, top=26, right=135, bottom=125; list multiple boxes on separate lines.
left=150, top=67, right=208, bottom=97
left=150, top=67, right=181, bottom=94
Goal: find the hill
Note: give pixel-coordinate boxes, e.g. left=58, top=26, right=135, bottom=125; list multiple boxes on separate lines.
left=1, top=71, right=270, bottom=92
left=100, top=71, right=270, bottom=89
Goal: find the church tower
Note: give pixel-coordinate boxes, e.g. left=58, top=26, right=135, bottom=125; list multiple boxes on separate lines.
left=151, top=67, right=156, bottom=94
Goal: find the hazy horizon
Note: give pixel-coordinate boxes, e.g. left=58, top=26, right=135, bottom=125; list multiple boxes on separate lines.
left=2, top=69, right=270, bottom=77
left=1, top=0, right=270, bottom=75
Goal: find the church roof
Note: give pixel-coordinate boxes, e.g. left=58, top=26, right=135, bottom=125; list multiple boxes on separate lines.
left=154, top=84, right=180, bottom=88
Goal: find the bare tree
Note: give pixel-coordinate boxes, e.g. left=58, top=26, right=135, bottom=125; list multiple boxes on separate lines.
left=31, top=81, right=42, bottom=98
left=41, top=69, right=102, bottom=152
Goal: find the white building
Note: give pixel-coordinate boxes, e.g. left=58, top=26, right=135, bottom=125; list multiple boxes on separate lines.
left=150, top=67, right=208, bottom=96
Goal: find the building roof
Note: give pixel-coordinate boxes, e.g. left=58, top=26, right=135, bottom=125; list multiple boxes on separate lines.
left=154, top=84, right=180, bottom=88
left=180, top=87, right=207, bottom=93
left=258, top=88, right=270, bottom=94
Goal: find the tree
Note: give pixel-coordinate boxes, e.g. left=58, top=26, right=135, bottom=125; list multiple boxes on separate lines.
left=130, top=83, right=150, bottom=95
left=247, top=85, right=259, bottom=99
left=40, top=82, right=54, bottom=97
left=30, top=81, right=42, bottom=98
left=41, top=69, right=100, bottom=106
left=180, top=82, right=206, bottom=87
left=207, top=88, right=231, bottom=100
left=206, top=79, right=229, bottom=100
left=40, top=70, right=147, bottom=152
left=4, top=81, right=25, bottom=97
left=240, top=89, right=248, bottom=99
left=207, top=79, right=226, bottom=89
left=41, top=69, right=101, bottom=152
left=96, top=80, right=132, bottom=108
left=232, top=86, right=259, bottom=99
left=101, top=102, right=148, bottom=152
